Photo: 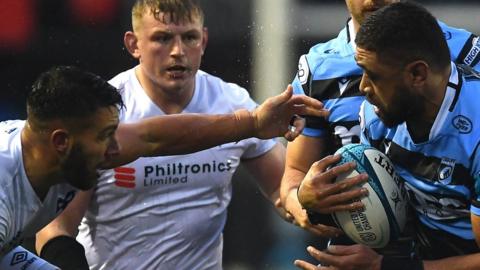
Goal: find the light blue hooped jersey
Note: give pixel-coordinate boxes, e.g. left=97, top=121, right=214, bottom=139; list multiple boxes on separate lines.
left=292, top=19, right=480, bottom=152
left=360, top=63, right=480, bottom=240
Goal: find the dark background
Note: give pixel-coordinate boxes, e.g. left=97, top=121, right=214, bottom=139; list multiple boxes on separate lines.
left=1, top=1, right=478, bottom=269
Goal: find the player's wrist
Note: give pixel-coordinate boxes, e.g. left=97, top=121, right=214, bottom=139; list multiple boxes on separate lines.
left=282, top=186, right=299, bottom=210
left=233, top=109, right=256, bottom=139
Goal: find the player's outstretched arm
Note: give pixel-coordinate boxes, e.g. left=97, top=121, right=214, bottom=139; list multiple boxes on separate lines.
left=104, top=85, right=328, bottom=168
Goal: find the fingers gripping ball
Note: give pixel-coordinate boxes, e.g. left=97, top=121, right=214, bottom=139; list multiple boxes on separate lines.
left=332, top=144, right=408, bottom=248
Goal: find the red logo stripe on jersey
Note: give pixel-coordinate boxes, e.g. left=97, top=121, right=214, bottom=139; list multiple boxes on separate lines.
left=114, top=173, right=135, bottom=181
left=114, top=167, right=135, bottom=174
left=114, top=180, right=135, bottom=188
left=114, top=167, right=136, bottom=188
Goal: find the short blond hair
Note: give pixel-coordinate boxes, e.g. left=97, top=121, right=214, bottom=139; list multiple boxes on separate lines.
left=131, top=0, right=204, bottom=32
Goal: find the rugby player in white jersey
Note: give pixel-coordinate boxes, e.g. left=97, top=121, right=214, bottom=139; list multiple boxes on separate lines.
left=33, top=0, right=329, bottom=269
left=0, top=65, right=326, bottom=270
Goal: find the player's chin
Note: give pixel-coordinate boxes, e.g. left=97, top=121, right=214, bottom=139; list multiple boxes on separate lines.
left=374, top=109, right=402, bottom=128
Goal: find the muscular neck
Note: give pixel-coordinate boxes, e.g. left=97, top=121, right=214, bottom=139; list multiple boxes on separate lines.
left=406, top=65, right=451, bottom=143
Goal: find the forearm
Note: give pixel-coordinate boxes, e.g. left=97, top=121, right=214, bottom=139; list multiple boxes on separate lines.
left=144, top=109, right=256, bottom=156
left=36, top=190, right=92, bottom=254
left=36, top=219, right=75, bottom=254
left=109, top=110, right=256, bottom=168
left=280, top=168, right=306, bottom=207
left=36, top=191, right=92, bottom=270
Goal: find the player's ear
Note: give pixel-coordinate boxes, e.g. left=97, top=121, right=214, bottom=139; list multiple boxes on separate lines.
left=51, top=129, right=71, bottom=155
left=201, top=27, right=208, bottom=55
left=406, top=60, right=428, bottom=88
left=124, top=31, right=140, bottom=59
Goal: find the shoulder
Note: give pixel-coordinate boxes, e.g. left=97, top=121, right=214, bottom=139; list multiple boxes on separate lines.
left=0, top=121, right=24, bottom=176
left=293, top=30, right=362, bottom=99
left=439, top=20, right=473, bottom=40
left=0, top=122, right=22, bottom=225
left=457, top=74, right=480, bottom=124
left=195, top=70, right=256, bottom=110
left=439, top=20, right=480, bottom=67
left=301, top=37, right=358, bottom=81
left=439, top=76, right=480, bottom=152
left=108, top=68, right=136, bottom=92
left=108, top=68, right=142, bottom=116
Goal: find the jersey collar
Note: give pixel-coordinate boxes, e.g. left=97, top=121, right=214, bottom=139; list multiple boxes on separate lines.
left=430, top=62, right=461, bottom=139
left=346, top=18, right=357, bottom=51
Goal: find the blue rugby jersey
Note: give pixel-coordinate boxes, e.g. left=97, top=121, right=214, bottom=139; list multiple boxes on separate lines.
left=360, top=63, right=480, bottom=240
left=292, top=19, right=480, bottom=152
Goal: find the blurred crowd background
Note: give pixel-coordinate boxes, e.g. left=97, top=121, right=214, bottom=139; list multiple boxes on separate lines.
left=1, top=1, right=478, bottom=269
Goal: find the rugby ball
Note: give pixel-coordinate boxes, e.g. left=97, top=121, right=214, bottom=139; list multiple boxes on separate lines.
left=331, top=143, right=408, bottom=248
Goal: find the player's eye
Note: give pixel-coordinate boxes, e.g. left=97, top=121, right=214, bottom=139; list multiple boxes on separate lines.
left=153, top=34, right=172, bottom=44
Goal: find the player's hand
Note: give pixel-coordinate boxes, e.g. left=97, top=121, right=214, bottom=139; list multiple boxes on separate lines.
left=273, top=197, right=296, bottom=223
left=284, top=187, right=342, bottom=237
left=252, top=85, right=329, bottom=141
left=294, top=244, right=383, bottom=270
left=298, top=155, right=369, bottom=214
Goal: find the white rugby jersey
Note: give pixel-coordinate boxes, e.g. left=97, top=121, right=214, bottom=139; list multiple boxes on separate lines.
left=0, top=120, right=77, bottom=258
left=77, top=68, right=276, bottom=270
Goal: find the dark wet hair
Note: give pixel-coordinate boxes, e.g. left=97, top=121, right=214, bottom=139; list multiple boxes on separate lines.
left=27, top=66, right=124, bottom=126
left=355, top=1, right=450, bottom=71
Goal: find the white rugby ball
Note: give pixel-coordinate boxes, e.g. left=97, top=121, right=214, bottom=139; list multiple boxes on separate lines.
left=331, top=143, right=408, bottom=248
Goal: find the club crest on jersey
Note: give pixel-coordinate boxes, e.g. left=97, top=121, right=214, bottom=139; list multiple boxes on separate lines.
left=452, top=115, right=472, bottom=134
left=298, top=55, right=310, bottom=85
left=437, top=158, right=455, bottom=184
